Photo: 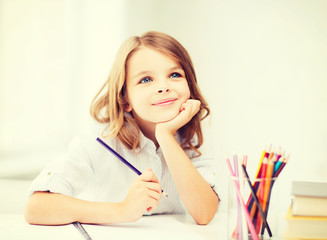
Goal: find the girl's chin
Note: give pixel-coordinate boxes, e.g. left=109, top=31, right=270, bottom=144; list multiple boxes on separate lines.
left=155, top=112, right=179, bottom=123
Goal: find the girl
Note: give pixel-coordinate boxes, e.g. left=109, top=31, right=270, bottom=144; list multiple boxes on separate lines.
left=25, top=31, right=219, bottom=225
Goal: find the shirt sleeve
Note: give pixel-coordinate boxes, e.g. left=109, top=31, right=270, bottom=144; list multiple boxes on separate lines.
left=28, top=136, right=93, bottom=197
left=185, top=127, right=220, bottom=199
left=190, top=152, right=219, bottom=197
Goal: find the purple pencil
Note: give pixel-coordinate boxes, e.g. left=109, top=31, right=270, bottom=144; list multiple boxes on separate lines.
left=96, top=137, right=168, bottom=197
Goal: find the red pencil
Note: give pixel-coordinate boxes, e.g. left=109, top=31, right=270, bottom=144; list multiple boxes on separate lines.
left=273, top=155, right=289, bottom=177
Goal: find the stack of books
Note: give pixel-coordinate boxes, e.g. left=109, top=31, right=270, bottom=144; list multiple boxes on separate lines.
left=284, top=181, right=327, bottom=239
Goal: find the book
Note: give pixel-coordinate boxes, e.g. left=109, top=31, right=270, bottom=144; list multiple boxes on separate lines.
left=291, top=181, right=327, bottom=217
left=284, top=206, right=327, bottom=240
left=292, top=195, right=327, bottom=217
left=292, top=181, right=327, bottom=198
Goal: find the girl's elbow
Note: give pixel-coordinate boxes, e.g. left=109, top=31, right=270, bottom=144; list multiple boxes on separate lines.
left=24, top=213, right=36, bottom=225
left=24, top=205, right=38, bottom=224
left=194, top=212, right=215, bottom=225
left=24, top=193, right=45, bottom=225
left=24, top=200, right=41, bottom=225
left=195, top=218, right=210, bottom=225
left=195, top=198, right=220, bottom=225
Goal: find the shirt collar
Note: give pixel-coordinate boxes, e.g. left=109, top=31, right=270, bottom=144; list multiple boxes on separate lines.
left=138, top=129, right=183, bottom=152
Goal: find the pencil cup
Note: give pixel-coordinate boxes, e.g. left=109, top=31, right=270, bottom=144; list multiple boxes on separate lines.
left=227, top=176, right=279, bottom=240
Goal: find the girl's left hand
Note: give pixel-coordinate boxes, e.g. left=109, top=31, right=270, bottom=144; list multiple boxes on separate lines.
left=155, top=99, right=201, bottom=137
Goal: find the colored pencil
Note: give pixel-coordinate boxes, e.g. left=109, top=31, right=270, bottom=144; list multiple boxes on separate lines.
left=233, top=155, right=244, bottom=240
left=96, top=137, right=168, bottom=197
left=73, top=222, right=92, bottom=240
left=235, top=155, right=248, bottom=240
left=263, top=156, right=275, bottom=211
left=242, top=165, right=273, bottom=238
left=226, top=158, right=259, bottom=240
left=228, top=147, right=289, bottom=238
left=247, top=151, right=267, bottom=212
left=252, top=156, right=267, bottom=230
left=273, top=151, right=284, bottom=174
left=255, top=150, right=266, bottom=178
left=276, top=147, right=282, bottom=161
left=273, top=155, right=289, bottom=178
left=261, top=155, right=288, bottom=235
left=242, top=155, right=248, bottom=168
left=254, top=155, right=269, bottom=232
left=257, top=155, right=275, bottom=234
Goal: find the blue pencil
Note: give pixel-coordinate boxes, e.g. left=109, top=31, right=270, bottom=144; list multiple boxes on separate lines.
left=73, top=222, right=92, bottom=240
left=96, top=137, right=168, bottom=197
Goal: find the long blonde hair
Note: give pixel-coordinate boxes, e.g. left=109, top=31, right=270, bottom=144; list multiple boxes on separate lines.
left=90, top=31, right=210, bottom=154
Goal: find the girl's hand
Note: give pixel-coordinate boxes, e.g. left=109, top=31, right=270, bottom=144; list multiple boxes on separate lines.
left=156, top=99, right=201, bottom=138
left=121, top=168, right=162, bottom=222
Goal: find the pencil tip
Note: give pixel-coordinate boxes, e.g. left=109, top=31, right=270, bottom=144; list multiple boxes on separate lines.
left=162, top=190, right=168, bottom=197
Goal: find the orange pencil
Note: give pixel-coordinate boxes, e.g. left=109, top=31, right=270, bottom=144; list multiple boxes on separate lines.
left=257, top=156, right=275, bottom=232
left=263, top=155, right=276, bottom=210
left=254, top=156, right=268, bottom=232
left=268, top=150, right=274, bottom=161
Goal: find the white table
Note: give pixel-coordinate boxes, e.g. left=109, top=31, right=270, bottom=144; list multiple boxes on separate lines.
left=0, top=179, right=288, bottom=239
left=0, top=179, right=226, bottom=239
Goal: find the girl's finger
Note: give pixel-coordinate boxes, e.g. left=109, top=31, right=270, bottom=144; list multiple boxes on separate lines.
left=145, top=182, right=162, bottom=194
left=147, top=188, right=162, bottom=201
left=139, top=168, right=159, bottom=183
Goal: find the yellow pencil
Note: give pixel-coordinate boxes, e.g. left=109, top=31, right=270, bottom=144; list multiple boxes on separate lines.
left=255, top=149, right=266, bottom=178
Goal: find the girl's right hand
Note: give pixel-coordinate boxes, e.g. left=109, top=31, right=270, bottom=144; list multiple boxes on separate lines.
left=121, top=168, right=162, bottom=222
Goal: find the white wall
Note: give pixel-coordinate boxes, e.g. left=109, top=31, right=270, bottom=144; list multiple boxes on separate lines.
left=1, top=0, right=327, bottom=211
left=0, top=0, right=126, bottom=178
left=124, top=0, right=327, bottom=210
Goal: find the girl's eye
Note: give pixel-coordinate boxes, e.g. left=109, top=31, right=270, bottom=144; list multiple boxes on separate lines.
left=139, top=77, right=152, bottom=84
left=170, top=72, right=182, bottom=78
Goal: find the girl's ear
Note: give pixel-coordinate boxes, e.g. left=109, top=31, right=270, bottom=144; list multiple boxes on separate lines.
left=118, top=93, right=133, bottom=112
left=119, top=94, right=133, bottom=112
left=123, top=96, right=133, bottom=112
left=124, top=102, right=132, bottom=112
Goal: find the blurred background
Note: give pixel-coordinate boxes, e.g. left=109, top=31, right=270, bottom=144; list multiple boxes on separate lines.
left=1, top=0, right=326, bottom=212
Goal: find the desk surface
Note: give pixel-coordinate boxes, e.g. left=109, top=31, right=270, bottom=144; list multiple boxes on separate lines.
left=0, top=213, right=226, bottom=240
left=0, top=179, right=287, bottom=240
left=0, top=179, right=226, bottom=239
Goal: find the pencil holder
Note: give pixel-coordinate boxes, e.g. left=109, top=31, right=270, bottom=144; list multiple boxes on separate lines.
left=227, top=176, right=279, bottom=240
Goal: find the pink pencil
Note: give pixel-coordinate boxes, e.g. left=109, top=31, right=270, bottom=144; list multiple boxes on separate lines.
left=226, top=158, right=259, bottom=240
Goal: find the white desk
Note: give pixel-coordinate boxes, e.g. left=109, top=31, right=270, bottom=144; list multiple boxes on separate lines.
left=0, top=179, right=288, bottom=239
left=0, top=213, right=226, bottom=240
left=0, top=179, right=226, bottom=240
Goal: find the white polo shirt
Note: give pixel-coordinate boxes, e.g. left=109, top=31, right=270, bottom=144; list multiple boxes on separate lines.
left=28, top=123, right=218, bottom=215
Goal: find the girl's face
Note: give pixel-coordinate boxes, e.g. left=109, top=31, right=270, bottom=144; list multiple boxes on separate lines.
left=125, top=47, right=191, bottom=127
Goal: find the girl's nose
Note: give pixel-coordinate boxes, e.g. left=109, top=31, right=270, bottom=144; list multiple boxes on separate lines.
left=158, top=88, right=170, bottom=93
left=157, top=78, right=170, bottom=93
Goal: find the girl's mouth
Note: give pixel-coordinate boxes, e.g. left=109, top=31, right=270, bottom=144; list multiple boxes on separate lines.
left=152, top=98, right=177, bottom=106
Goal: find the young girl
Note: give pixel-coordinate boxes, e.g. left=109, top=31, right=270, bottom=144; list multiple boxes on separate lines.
left=25, top=31, right=219, bottom=225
